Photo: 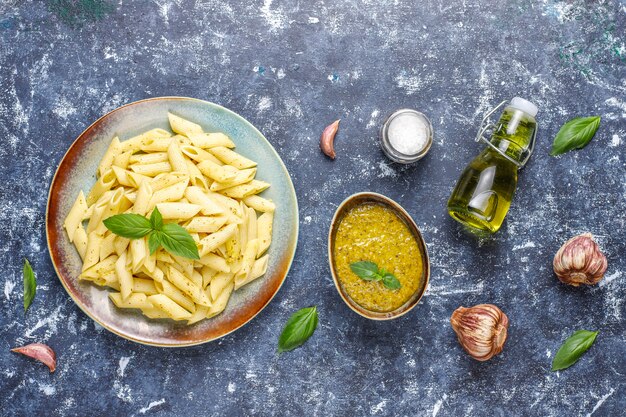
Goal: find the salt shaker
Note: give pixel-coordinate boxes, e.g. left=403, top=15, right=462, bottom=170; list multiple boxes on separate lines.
left=380, top=109, right=433, bottom=164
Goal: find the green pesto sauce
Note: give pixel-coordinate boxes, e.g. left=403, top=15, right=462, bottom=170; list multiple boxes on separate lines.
left=333, top=203, right=422, bottom=312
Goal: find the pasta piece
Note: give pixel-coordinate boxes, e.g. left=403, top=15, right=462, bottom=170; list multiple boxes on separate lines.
left=221, top=180, right=270, bottom=199
left=139, top=137, right=175, bottom=152
left=109, top=292, right=153, bottom=310
left=209, top=272, right=234, bottom=302
left=155, top=202, right=202, bottom=220
left=98, top=137, right=121, bottom=177
left=199, top=224, right=238, bottom=256
left=64, top=191, right=88, bottom=242
left=209, top=168, right=257, bottom=191
left=130, top=238, right=147, bottom=273
left=207, top=281, right=234, bottom=318
left=129, top=152, right=168, bottom=165
left=209, top=147, right=257, bottom=169
left=99, top=233, right=117, bottom=261
left=133, top=180, right=153, bottom=215
left=82, top=232, right=103, bottom=271
left=112, top=166, right=149, bottom=188
left=185, top=216, right=228, bottom=234
left=133, top=278, right=158, bottom=295
left=184, top=186, right=224, bottom=215
left=141, top=265, right=164, bottom=283
left=147, top=179, right=188, bottom=209
left=180, top=145, right=223, bottom=164
left=188, top=132, right=235, bottom=149
left=129, top=161, right=172, bottom=177
left=246, top=207, right=257, bottom=241
left=115, top=251, right=133, bottom=300
left=200, top=266, right=216, bottom=288
left=114, top=236, right=130, bottom=256
left=73, top=225, right=88, bottom=260
left=155, top=280, right=195, bottom=313
left=235, top=254, right=269, bottom=290
left=80, top=254, right=118, bottom=279
left=242, top=195, right=276, bottom=213
left=150, top=172, right=189, bottom=191
left=186, top=159, right=210, bottom=190
left=113, top=149, right=134, bottom=169
left=235, top=239, right=259, bottom=286
left=148, top=294, right=192, bottom=320
left=167, top=266, right=211, bottom=307
left=86, top=169, right=116, bottom=205
left=187, top=305, right=210, bottom=325
left=196, top=253, right=230, bottom=273
left=167, top=139, right=188, bottom=173
left=121, top=128, right=172, bottom=152
left=257, top=211, right=273, bottom=256
left=168, top=112, right=204, bottom=137
left=191, top=270, right=203, bottom=289
left=196, top=159, right=238, bottom=183
left=140, top=307, right=171, bottom=319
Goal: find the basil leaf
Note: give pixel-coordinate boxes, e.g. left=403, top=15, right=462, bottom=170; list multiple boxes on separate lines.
left=23, top=259, right=36, bottom=312
left=551, top=330, right=599, bottom=371
left=550, top=116, right=601, bottom=156
left=149, top=207, right=163, bottom=231
left=148, top=231, right=161, bottom=255
left=350, top=261, right=380, bottom=280
left=159, top=223, right=200, bottom=260
left=103, top=214, right=153, bottom=239
left=381, top=273, right=401, bottom=290
left=278, top=306, right=318, bottom=353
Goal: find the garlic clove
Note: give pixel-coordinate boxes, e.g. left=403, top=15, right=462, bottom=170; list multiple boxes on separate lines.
left=450, top=304, right=509, bottom=361
left=320, top=120, right=340, bottom=159
left=553, top=233, right=607, bottom=286
left=11, top=343, right=56, bottom=372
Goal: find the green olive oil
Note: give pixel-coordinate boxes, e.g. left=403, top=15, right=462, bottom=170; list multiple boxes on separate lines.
left=447, top=98, right=538, bottom=234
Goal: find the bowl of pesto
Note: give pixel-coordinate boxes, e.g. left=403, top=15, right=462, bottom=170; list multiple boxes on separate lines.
left=328, top=192, right=430, bottom=320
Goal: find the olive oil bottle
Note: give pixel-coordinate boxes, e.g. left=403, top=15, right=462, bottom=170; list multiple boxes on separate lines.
left=447, top=97, right=538, bottom=233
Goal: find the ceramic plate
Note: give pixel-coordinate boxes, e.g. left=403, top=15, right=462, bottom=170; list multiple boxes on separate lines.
left=46, top=97, right=299, bottom=347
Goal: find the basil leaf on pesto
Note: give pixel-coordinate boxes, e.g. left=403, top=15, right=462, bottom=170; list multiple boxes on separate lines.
left=350, top=261, right=380, bottom=280
left=349, top=261, right=402, bottom=290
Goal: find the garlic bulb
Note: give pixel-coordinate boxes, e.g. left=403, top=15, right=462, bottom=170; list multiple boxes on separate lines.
left=450, top=304, right=509, bottom=361
left=553, top=233, right=607, bottom=286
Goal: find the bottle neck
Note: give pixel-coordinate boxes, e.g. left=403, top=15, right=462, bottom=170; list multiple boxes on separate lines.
left=487, top=107, right=537, bottom=165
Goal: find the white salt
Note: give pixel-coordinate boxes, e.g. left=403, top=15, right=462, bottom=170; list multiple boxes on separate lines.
left=387, top=113, right=429, bottom=155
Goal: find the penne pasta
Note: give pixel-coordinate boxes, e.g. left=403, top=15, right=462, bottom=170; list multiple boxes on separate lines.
left=243, top=195, right=276, bottom=213
left=209, top=146, right=257, bottom=169
left=98, top=137, right=121, bottom=177
left=64, top=114, right=276, bottom=325
left=64, top=191, right=88, bottom=242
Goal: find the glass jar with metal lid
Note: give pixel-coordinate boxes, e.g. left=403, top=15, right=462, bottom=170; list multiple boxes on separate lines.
left=380, top=109, right=433, bottom=164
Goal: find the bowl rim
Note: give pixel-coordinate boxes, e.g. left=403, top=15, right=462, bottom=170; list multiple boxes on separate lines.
left=327, top=191, right=430, bottom=320
left=45, top=96, right=299, bottom=347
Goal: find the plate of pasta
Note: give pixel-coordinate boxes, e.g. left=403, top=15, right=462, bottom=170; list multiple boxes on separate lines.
left=46, top=97, right=298, bottom=346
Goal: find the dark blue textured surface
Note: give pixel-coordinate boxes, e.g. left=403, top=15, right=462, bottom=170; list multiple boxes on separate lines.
left=1, top=1, right=624, bottom=416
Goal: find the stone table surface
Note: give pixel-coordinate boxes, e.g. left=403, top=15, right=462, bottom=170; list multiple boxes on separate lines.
left=1, top=1, right=625, bottom=416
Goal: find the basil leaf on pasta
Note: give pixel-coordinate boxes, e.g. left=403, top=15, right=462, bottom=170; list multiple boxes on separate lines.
left=103, top=214, right=153, bottom=239
left=159, top=223, right=200, bottom=260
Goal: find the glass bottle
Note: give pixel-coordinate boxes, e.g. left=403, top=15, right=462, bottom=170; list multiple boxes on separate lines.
left=447, top=97, right=538, bottom=234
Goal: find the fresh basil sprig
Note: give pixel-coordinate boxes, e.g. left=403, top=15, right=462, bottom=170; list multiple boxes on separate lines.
left=350, top=261, right=401, bottom=290
left=23, top=259, right=36, bottom=312
left=551, top=330, right=598, bottom=371
left=550, top=116, right=601, bottom=156
left=278, top=306, right=318, bottom=353
left=103, top=207, right=199, bottom=260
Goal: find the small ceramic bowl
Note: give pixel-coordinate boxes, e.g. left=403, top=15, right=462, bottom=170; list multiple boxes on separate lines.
left=328, top=192, right=430, bottom=320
